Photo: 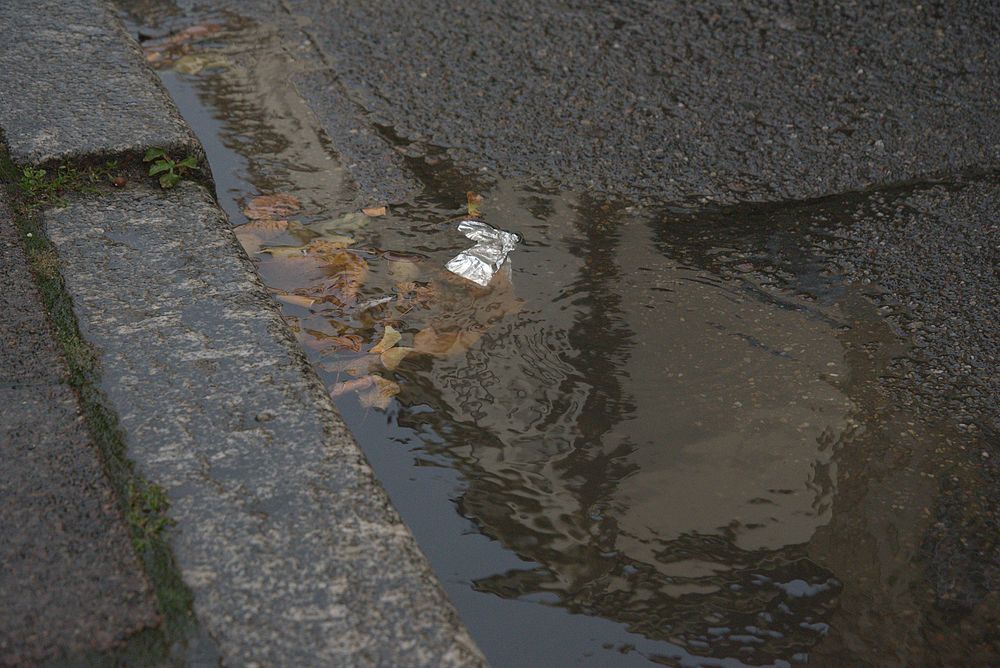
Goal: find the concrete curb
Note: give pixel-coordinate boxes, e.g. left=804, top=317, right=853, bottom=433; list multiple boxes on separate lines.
left=0, top=1, right=201, bottom=169
left=0, top=1, right=485, bottom=665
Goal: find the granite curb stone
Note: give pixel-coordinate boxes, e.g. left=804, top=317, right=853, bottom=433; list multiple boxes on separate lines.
left=41, top=184, right=486, bottom=666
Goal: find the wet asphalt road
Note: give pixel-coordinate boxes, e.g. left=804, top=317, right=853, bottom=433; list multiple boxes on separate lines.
left=124, top=0, right=1000, bottom=656
left=278, top=0, right=1000, bottom=614
left=286, top=0, right=998, bottom=204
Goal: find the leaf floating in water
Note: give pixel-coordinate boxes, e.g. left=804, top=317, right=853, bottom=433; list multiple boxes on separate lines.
left=380, top=346, right=412, bottom=371
left=362, top=205, right=387, bottom=217
left=370, top=325, right=402, bottom=354
left=330, top=375, right=400, bottom=410
left=329, top=334, right=365, bottom=353
left=275, top=294, right=315, bottom=308
left=321, top=250, right=369, bottom=303
left=141, top=23, right=224, bottom=67
left=313, top=212, right=370, bottom=234
left=235, top=219, right=294, bottom=254
left=173, top=53, right=229, bottom=75
left=467, top=191, right=484, bottom=217
left=360, top=376, right=401, bottom=410
left=244, top=193, right=301, bottom=221
left=330, top=375, right=376, bottom=397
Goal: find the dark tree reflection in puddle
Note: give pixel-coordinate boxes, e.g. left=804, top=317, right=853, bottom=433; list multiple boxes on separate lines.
left=126, top=4, right=976, bottom=663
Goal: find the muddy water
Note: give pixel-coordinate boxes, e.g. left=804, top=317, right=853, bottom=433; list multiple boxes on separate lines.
left=125, top=7, right=965, bottom=666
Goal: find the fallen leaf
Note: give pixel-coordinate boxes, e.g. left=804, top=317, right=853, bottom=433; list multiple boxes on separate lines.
left=467, top=191, right=484, bottom=217
left=329, top=334, right=365, bottom=352
left=413, top=326, right=457, bottom=355
left=360, top=376, right=401, bottom=409
left=380, top=346, right=412, bottom=371
left=276, top=294, right=315, bottom=308
left=314, top=212, right=370, bottom=234
left=320, top=250, right=369, bottom=303
left=307, top=238, right=354, bottom=254
left=330, top=375, right=376, bottom=397
left=324, top=356, right=377, bottom=377
left=141, top=24, right=224, bottom=67
left=153, top=24, right=223, bottom=49
left=362, top=205, right=387, bottom=217
left=413, top=325, right=481, bottom=356
left=244, top=193, right=301, bottom=221
left=388, top=258, right=421, bottom=282
left=235, top=219, right=293, bottom=254
left=370, top=325, right=401, bottom=354
left=173, top=53, right=229, bottom=75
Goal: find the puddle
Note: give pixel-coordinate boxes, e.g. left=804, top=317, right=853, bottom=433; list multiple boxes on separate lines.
left=124, top=7, right=975, bottom=666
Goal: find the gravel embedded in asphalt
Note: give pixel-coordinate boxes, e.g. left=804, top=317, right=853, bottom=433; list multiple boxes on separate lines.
left=285, top=0, right=999, bottom=204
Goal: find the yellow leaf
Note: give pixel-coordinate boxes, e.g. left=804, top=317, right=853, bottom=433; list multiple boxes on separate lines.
left=467, top=191, right=483, bottom=217
left=380, top=346, right=412, bottom=371
left=173, top=53, right=229, bottom=75
left=276, top=294, right=315, bottom=308
left=370, top=325, right=402, bottom=354
left=362, top=205, right=387, bottom=217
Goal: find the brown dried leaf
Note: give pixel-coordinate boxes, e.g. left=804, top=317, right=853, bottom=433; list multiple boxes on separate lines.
left=276, top=294, right=315, bottom=308
left=362, top=205, right=387, bottom=217
left=144, top=24, right=224, bottom=52
left=413, top=326, right=458, bottom=355
left=307, top=238, right=354, bottom=254
left=330, top=375, right=376, bottom=397
left=235, top=219, right=292, bottom=254
left=328, top=334, right=364, bottom=353
left=380, top=346, right=412, bottom=371
left=370, top=325, right=401, bottom=354
left=244, top=193, right=301, bottom=220
left=413, top=326, right=481, bottom=356
left=321, top=250, right=369, bottom=302
left=360, top=376, right=401, bottom=410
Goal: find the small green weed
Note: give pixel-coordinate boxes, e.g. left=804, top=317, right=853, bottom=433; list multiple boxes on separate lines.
left=17, top=161, right=118, bottom=207
left=126, top=481, right=174, bottom=552
left=144, top=148, right=198, bottom=189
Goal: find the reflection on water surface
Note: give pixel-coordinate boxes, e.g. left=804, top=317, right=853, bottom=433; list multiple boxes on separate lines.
left=127, top=7, right=969, bottom=665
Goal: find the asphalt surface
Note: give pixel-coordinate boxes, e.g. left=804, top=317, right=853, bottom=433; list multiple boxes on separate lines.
left=278, top=0, right=1000, bottom=626
left=286, top=0, right=999, bottom=204
left=0, top=196, right=160, bottom=664
left=823, top=176, right=1000, bottom=618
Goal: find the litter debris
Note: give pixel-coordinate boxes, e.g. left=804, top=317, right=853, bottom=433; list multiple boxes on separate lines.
left=445, top=220, right=520, bottom=287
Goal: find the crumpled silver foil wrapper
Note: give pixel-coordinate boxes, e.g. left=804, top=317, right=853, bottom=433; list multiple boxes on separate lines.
left=445, top=220, right=520, bottom=287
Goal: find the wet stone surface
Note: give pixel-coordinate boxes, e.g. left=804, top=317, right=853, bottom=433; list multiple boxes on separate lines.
left=0, top=0, right=199, bottom=166
left=41, top=183, right=484, bottom=667
left=0, top=197, right=160, bottom=664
